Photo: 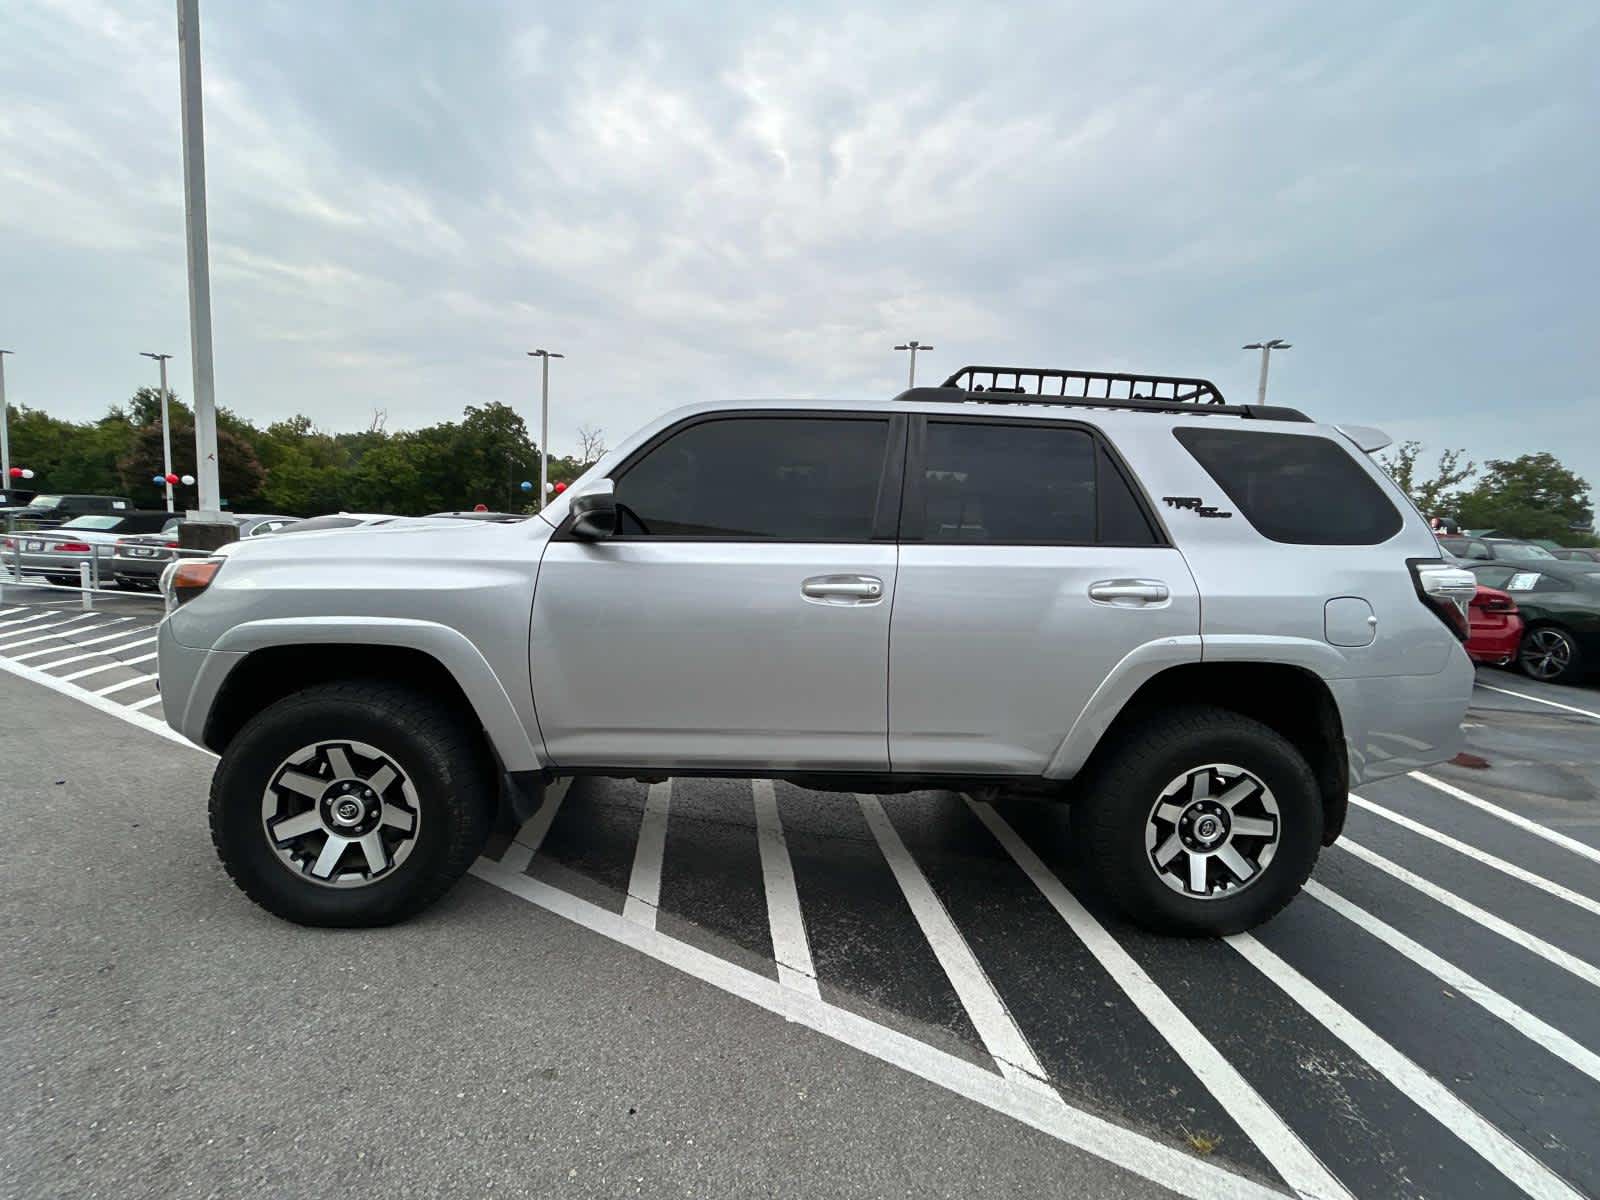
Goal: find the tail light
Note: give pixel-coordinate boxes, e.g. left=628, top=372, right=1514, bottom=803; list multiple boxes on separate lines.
left=164, top=540, right=179, bottom=548
left=1473, top=593, right=1517, bottom=614
left=1, top=537, right=12, bottom=550
left=1410, top=560, right=1476, bottom=642
left=53, top=541, right=92, bottom=553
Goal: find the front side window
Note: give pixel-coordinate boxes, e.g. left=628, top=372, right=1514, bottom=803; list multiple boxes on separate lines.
left=1174, top=427, right=1402, bottom=546
left=612, top=416, right=890, bottom=540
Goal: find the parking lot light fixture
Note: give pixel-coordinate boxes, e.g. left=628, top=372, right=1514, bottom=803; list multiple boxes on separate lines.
left=1242, top=339, right=1292, bottom=404
left=894, top=340, right=933, bottom=389
left=526, top=349, right=564, bottom=510
left=140, top=352, right=176, bottom=512
left=0, top=349, right=13, bottom=479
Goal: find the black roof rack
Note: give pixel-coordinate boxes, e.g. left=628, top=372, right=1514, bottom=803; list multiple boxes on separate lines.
left=943, top=365, right=1226, bottom=404
left=892, top=364, right=1311, bottom=423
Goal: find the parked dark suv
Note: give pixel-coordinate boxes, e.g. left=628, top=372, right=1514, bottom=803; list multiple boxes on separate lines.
left=9, top=493, right=135, bottom=529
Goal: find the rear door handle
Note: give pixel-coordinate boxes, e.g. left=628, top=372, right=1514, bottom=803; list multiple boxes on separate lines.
left=802, top=574, right=884, bottom=603
left=1088, top=579, right=1170, bottom=605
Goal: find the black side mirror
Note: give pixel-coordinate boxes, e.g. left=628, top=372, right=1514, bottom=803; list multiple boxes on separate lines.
left=568, top=482, right=618, bottom=541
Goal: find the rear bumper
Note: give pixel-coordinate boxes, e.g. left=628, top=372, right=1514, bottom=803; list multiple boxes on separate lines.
left=1466, top=617, right=1522, bottom=666
left=1330, top=646, right=1475, bottom=786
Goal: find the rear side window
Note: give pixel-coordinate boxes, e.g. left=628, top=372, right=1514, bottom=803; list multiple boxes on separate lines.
left=908, top=421, right=1159, bottom=545
left=1173, top=428, right=1402, bottom=545
left=613, top=416, right=890, bottom=540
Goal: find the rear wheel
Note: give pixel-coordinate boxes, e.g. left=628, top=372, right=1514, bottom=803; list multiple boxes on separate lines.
left=1519, top=625, right=1582, bottom=684
left=1073, top=705, right=1323, bottom=935
left=209, top=680, right=494, bottom=927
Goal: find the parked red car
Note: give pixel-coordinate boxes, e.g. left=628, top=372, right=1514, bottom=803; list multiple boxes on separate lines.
left=1465, top=584, right=1522, bottom=666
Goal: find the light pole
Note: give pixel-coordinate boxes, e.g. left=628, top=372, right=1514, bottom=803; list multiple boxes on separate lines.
left=526, top=349, right=563, bottom=509
left=894, top=340, right=933, bottom=389
left=0, top=350, right=12, bottom=480
left=174, top=0, right=224, bottom=530
left=140, top=352, right=175, bottom=511
left=1242, top=339, right=1291, bottom=404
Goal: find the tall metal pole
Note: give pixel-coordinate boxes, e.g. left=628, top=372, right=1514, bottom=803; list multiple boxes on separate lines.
left=1243, top=339, right=1290, bottom=404
left=142, top=352, right=175, bottom=511
left=540, top=353, right=549, bottom=509
left=175, top=0, right=222, bottom=518
left=894, top=340, right=933, bottom=388
left=0, top=350, right=12, bottom=480
left=527, top=349, right=563, bottom=511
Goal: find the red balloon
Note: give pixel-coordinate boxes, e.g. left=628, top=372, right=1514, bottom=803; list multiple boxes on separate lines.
left=7, top=466, right=20, bottom=479
left=553, top=481, right=568, bottom=494
left=165, top=473, right=180, bottom=485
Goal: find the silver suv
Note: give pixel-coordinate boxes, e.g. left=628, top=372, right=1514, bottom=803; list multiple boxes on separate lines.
left=156, top=365, right=1476, bottom=935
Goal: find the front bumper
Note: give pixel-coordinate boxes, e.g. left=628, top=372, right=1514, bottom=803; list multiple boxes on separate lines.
left=156, top=620, right=245, bottom=748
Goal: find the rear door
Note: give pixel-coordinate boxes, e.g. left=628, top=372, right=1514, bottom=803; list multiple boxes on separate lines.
left=531, top=411, right=906, bottom=771
left=888, top=416, right=1200, bottom=775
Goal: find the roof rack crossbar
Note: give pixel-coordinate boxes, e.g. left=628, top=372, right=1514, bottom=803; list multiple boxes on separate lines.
left=940, top=365, right=1227, bottom=406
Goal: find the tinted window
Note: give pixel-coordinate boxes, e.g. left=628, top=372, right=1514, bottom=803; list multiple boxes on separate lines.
left=613, top=416, right=889, bottom=540
left=911, top=421, right=1153, bottom=545
left=1173, top=428, right=1402, bottom=545
left=1490, top=541, right=1554, bottom=560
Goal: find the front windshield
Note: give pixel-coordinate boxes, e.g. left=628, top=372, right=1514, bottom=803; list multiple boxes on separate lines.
left=59, top=515, right=122, bottom=530
left=1506, top=543, right=1555, bottom=559
left=25, top=495, right=63, bottom=509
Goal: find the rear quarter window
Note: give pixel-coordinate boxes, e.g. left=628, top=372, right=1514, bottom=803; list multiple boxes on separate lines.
left=1173, top=427, right=1402, bottom=546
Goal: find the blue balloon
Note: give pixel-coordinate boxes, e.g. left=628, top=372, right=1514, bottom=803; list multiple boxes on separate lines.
left=152, top=475, right=166, bottom=485
left=519, top=480, right=533, bottom=491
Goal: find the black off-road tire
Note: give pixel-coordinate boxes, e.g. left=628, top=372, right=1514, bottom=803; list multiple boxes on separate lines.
left=1073, top=705, right=1323, bottom=936
left=209, top=680, right=495, bottom=927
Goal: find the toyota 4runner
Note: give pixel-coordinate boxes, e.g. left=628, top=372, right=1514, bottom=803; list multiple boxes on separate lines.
left=156, top=364, right=1477, bottom=935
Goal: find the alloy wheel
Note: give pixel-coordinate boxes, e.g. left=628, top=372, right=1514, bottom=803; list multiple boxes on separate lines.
left=1520, top=629, right=1573, bottom=681
left=260, top=740, right=422, bottom=888
left=1143, top=763, right=1280, bottom=900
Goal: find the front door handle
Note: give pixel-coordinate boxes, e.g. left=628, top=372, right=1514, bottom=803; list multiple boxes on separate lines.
left=1088, top=579, right=1170, bottom=606
left=802, top=574, right=884, bottom=603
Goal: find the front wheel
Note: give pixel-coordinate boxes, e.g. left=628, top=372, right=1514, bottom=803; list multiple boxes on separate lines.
left=209, top=680, right=494, bottom=927
left=1519, top=625, right=1583, bottom=684
left=1073, top=706, right=1324, bottom=935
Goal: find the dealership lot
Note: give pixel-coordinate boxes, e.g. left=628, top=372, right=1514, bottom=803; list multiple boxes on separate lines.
left=2, top=592, right=1597, bottom=1199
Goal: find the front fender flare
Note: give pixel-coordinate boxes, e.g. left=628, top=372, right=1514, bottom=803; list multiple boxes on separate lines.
left=207, top=616, right=544, bottom=772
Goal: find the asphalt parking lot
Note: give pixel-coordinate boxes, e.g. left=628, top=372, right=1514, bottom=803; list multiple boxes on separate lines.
left=2, top=588, right=1597, bottom=1199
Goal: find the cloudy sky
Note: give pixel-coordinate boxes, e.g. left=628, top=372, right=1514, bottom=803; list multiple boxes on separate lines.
left=3, top=0, right=1597, bottom=494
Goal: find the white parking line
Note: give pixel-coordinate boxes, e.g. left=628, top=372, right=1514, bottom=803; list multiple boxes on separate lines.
left=94, top=672, right=159, bottom=697
left=0, top=606, right=25, bottom=617
left=1409, top=772, right=1600, bottom=868
left=970, top=798, right=1354, bottom=1200
left=0, top=649, right=195, bottom=749
left=1339, top=838, right=1600, bottom=991
left=753, top=780, right=821, bottom=1000
left=1305, top=880, right=1600, bottom=1086
left=0, top=610, right=54, bottom=628
left=128, top=694, right=164, bottom=712
left=17, top=630, right=152, bottom=665
left=1351, top=793, right=1600, bottom=918
left=472, top=858, right=1288, bottom=1200
left=1227, top=931, right=1584, bottom=1200
left=0, top=613, right=102, bottom=648
left=623, top=780, right=672, bottom=928
left=498, top=779, right=571, bottom=873
left=1475, top=680, right=1600, bottom=722
left=858, top=794, right=1051, bottom=1092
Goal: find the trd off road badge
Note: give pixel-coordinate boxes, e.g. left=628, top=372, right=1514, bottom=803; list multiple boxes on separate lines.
left=1161, top=496, right=1233, bottom=519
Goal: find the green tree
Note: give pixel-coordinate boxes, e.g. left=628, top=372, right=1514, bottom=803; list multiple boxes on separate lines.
left=1454, top=453, right=1592, bottom=540
left=116, top=420, right=267, bottom=511
left=1378, top=441, right=1476, bottom=520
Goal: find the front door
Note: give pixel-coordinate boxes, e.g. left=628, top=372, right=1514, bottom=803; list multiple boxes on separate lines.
left=889, top=416, right=1200, bottom=775
left=531, top=411, right=905, bottom=772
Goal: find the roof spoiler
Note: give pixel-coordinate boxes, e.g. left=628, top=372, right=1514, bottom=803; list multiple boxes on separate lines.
left=1336, top=424, right=1393, bottom=453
